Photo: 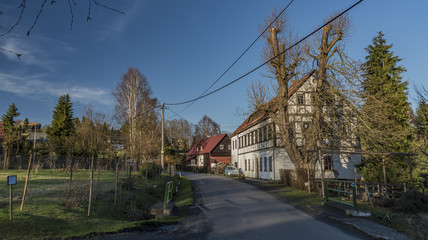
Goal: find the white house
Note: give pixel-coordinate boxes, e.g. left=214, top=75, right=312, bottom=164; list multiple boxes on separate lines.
left=230, top=71, right=361, bottom=181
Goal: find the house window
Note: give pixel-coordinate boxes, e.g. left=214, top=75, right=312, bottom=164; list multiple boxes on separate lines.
left=269, top=156, right=273, bottom=172
left=228, top=144, right=231, bottom=150
left=259, top=128, right=263, bottom=142
left=324, top=156, right=333, bottom=170
left=297, top=94, right=304, bottom=105
left=220, top=144, right=224, bottom=150
left=252, top=159, right=254, bottom=171
left=249, top=132, right=252, bottom=145
left=265, top=126, right=269, bottom=140
left=303, top=122, right=310, bottom=130
left=264, top=157, right=267, bottom=172
left=245, top=159, right=247, bottom=171
left=259, top=157, right=262, bottom=172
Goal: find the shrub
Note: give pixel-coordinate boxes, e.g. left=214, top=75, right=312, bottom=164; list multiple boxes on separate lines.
left=140, top=162, right=161, bottom=180
left=393, top=190, right=428, bottom=213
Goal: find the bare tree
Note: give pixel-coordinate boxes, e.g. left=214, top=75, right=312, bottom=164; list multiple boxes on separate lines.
left=113, top=67, right=159, bottom=168
left=249, top=9, right=360, bottom=187
left=256, top=9, right=308, bottom=177
left=194, top=115, right=221, bottom=142
left=166, top=119, right=193, bottom=151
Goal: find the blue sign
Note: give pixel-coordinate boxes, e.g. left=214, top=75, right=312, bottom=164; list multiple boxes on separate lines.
left=7, top=175, right=17, bottom=185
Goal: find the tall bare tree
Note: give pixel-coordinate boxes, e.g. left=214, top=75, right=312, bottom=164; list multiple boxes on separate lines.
left=254, top=9, right=308, bottom=178
left=249, top=10, right=359, bottom=187
left=113, top=67, right=159, bottom=168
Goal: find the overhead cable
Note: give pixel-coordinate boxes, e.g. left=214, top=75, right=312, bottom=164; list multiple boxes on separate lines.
left=165, top=0, right=363, bottom=106
left=167, top=0, right=295, bottom=117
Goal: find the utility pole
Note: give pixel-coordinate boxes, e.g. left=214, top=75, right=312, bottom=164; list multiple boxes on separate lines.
left=161, top=103, right=167, bottom=172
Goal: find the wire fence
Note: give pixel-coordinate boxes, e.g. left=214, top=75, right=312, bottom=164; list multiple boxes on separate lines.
left=309, top=178, right=425, bottom=207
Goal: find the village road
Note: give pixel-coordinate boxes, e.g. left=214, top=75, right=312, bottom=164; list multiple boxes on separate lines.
left=181, top=172, right=369, bottom=240
left=97, top=172, right=369, bottom=240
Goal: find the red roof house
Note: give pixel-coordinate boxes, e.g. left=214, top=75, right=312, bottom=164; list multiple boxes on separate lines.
left=186, top=133, right=231, bottom=169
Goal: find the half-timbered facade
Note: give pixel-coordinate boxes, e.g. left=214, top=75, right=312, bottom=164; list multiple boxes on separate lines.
left=231, top=71, right=361, bottom=180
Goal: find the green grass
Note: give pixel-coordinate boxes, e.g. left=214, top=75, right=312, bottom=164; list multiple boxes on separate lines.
left=0, top=169, right=193, bottom=239
left=258, top=182, right=426, bottom=239
left=257, top=182, right=324, bottom=207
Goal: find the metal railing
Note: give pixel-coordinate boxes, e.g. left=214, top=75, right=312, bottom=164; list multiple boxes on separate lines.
left=163, top=181, right=174, bottom=209
left=325, top=180, right=357, bottom=210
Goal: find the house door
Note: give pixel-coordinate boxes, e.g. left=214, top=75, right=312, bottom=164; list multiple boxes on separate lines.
left=255, top=158, right=259, bottom=179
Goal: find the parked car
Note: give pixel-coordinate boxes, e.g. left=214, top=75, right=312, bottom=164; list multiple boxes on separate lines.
left=224, top=166, right=239, bottom=176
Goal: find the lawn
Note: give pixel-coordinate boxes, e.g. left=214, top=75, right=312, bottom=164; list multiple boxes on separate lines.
left=0, top=169, right=193, bottom=239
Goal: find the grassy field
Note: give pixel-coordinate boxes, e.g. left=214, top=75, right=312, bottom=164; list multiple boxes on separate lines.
left=0, top=169, right=193, bottom=239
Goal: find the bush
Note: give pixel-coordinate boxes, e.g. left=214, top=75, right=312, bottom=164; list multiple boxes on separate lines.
left=393, top=190, right=428, bottom=213
left=140, top=162, right=161, bottom=180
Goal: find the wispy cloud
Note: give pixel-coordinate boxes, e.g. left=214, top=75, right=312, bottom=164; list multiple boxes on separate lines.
left=0, top=35, right=75, bottom=71
left=0, top=73, right=113, bottom=106
left=96, top=1, right=145, bottom=40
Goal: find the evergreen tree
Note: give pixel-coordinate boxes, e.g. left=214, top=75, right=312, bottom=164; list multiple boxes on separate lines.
left=47, top=94, right=74, bottom=155
left=22, top=117, right=29, bottom=133
left=360, top=32, right=412, bottom=183
left=414, top=99, right=428, bottom=188
left=1, top=103, right=20, bottom=169
left=415, top=100, right=428, bottom=140
left=1, top=103, right=20, bottom=132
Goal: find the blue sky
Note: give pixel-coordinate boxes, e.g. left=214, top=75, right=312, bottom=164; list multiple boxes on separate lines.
left=0, top=0, right=427, bottom=133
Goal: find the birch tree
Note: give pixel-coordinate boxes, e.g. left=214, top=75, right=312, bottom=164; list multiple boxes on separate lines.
left=113, top=67, right=159, bottom=167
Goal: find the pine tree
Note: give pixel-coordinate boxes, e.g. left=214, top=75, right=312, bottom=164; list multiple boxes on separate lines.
left=414, top=99, right=428, bottom=188
left=47, top=94, right=74, bottom=155
left=1, top=103, right=20, bottom=132
left=360, top=32, right=412, bottom=183
left=1, top=103, right=20, bottom=169
left=415, top=100, right=428, bottom=140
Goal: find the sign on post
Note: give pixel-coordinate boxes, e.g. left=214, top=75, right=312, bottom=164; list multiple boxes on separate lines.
left=8, top=175, right=17, bottom=186
left=8, top=175, right=17, bottom=221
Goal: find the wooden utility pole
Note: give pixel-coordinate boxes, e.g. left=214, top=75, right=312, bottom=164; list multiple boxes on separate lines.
left=161, top=103, right=166, bottom=172
left=114, top=158, right=118, bottom=207
left=88, top=154, right=94, bottom=216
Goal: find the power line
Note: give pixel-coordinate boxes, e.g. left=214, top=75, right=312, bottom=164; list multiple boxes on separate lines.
left=167, top=0, right=295, bottom=118
left=165, top=0, right=363, bottom=106
left=167, top=107, right=187, bottom=122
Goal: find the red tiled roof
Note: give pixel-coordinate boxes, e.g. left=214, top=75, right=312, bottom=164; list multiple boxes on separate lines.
left=210, top=156, right=231, bottom=164
left=231, top=70, right=316, bottom=136
left=186, top=134, right=228, bottom=156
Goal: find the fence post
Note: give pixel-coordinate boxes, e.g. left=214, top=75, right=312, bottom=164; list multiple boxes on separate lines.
left=324, top=180, right=328, bottom=201
left=352, top=182, right=357, bottom=210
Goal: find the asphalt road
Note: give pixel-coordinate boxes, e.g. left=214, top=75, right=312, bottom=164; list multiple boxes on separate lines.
left=99, top=172, right=370, bottom=240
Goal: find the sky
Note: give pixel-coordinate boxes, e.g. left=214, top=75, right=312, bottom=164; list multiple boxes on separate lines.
left=0, top=0, right=427, bottom=133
